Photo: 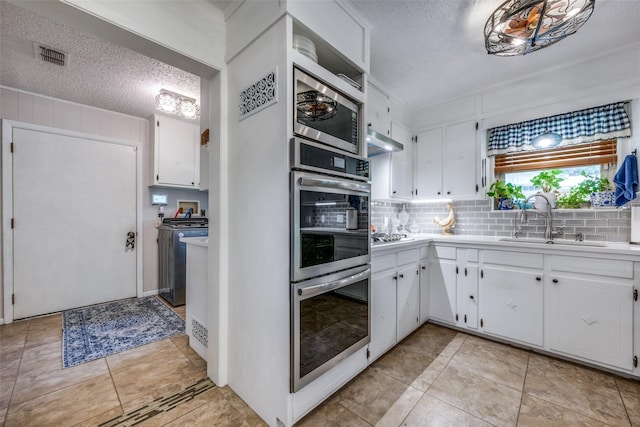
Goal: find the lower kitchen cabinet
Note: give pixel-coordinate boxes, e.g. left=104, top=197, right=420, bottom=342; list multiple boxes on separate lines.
left=370, top=268, right=397, bottom=361
left=455, top=248, right=478, bottom=330
left=479, top=266, right=543, bottom=346
left=547, top=273, right=634, bottom=371
left=370, top=248, right=421, bottom=362
left=428, top=257, right=457, bottom=326
left=396, top=262, right=420, bottom=342
left=419, top=258, right=429, bottom=324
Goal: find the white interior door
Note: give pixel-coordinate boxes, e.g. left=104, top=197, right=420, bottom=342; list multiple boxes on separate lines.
left=10, top=127, right=137, bottom=319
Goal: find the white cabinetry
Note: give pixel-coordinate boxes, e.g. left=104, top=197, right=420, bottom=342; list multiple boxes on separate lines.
left=419, top=246, right=429, bottom=324
left=479, top=250, right=544, bottom=346
left=150, top=114, right=200, bottom=189
left=389, top=122, right=413, bottom=199
left=547, top=255, right=634, bottom=371
left=428, top=245, right=457, bottom=325
left=366, top=82, right=390, bottom=136
left=455, top=248, right=478, bottom=330
left=370, top=248, right=420, bottom=361
left=415, top=121, right=477, bottom=199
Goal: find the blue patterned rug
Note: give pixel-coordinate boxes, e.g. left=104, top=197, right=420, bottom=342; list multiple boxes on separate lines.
left=62, top=296, right=185, bottom=368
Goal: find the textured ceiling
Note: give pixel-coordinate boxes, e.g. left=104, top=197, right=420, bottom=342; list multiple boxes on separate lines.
left=0, top=1, right=200, bottom=119
left=350, top=0, right=640, bottom=110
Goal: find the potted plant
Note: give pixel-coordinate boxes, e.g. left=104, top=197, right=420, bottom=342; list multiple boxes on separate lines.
left=530, top=169, right=564, bottom=210
left=486, top=180, right=525, bottom=210
left=555, top=172, right=612, bottom=208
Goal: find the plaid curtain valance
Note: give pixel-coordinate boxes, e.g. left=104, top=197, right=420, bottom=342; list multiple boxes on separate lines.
left=487, top=102, right=631, bottom=156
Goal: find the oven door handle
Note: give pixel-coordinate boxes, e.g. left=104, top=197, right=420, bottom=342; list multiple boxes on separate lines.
left=298, top=268, right=371, bottom=298
left=298, top=177, right=370, bottom=194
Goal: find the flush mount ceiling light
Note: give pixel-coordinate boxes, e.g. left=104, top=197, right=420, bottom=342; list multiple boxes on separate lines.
left=532, top=130, right=562, bottom=148
left=155, top=89, right=200, bottom=119
left=484, top=0, right=595, bottom=56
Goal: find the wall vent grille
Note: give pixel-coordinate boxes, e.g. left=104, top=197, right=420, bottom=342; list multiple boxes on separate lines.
left=191, top=316, right=208, bottom=349
left=33, top=42, right=68, bottom=67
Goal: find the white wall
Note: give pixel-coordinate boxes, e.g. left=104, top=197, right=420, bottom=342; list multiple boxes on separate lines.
left=225, top=16, right=291, bottom=426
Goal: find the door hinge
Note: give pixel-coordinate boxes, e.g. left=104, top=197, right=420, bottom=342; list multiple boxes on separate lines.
left=634, top=289, right=638, bottom=301
left=12, top=293, right=15, bottom=305
left=366, top=348, right=370, bottom=359
left=11, top=218, right=15, bottom=229
left=480, top=318, right=484, bottom=327
left=10, top=142, right=14, bottom=153
left=464, top=314, right=467, bottom=323
left=481, top=269, right=484, bottom=279
left=475, top=122, right=479, bottom=130
left=157, top=120, right=160, bottom=127
left=455, top=313, right=459, bottom=321
left=416, top=269, right=419, bottom=275
left=156, top=174, right=159, bottom=181
left=634, top=356, right=638, bottom=368
left=476, top=184, right=479, bottom=192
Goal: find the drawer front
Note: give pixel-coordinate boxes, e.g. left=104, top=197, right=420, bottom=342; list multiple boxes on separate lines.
left=433, top=245, right=456, bottom=260
left=372, top=253, right=396, bottom=274
left=549, top=255, right=633, bottom=279
left=397, top=248, right=420, bottom=266
left=483, top=250, right=544, bottom=269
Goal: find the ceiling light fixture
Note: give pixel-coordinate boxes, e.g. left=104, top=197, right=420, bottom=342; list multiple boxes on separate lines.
left=484, top=0, right=595, bottom=56
left=532, top=130, right=562, bottom=148
left=155, top=89, right=200, bottom=119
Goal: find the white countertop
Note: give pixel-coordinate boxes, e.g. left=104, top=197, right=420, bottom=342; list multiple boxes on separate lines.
left=180, top=236, right=209, bottom=248
left=372, top=233, right=640, bottom=257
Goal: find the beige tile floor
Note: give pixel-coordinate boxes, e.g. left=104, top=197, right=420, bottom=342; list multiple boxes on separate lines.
left=3, top=304, right=640, bottom=426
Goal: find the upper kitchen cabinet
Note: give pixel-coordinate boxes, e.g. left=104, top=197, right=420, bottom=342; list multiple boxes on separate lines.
left=415, top=120, right=478, bottom=199
left=371, top=121, right=413, bottom=201
left=367, top=83, right=390, bottom=136
left=150, top=114, right=200, bottom=189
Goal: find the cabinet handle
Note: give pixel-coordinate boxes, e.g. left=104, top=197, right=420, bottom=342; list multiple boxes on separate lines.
left=392, top=190, right=397, bottom=194
left=552, top=278, right=559, bottom=283
left=437, top=191, right=441, bottom=195
left=536, top=276, right=542, bottom=281
left=399, top=274, right=404, bottom=279
left=464, top=314, right=467, bottom=323
left=421, top=266, right=426, bottom=270
left=393, top=275, right=398, bottom=281
left=464, top=267, right=468, bottom=276
left=469, top=295, right=474, bottom=300
left=447, top=191, right=451, bottom=195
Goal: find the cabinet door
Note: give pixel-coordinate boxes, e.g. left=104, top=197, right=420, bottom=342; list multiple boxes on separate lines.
left=443, top=121, right=476, bottom=198
left=370, top=269, right=397, bottom=362
left=397, top=263, right=420, bottom=341
left=370, top=153, right=392, bottom=201
left=456, top=264, right=478, bottom=329
left=367, top=83, right=390, bottom=136
left=415, top=128, right=443, bottom=198
left=479, top=266, right=543, bottom=346
left=548, top=274, right=633, bottom=371
left=428, top=258, right=457, bottom=325
left=154, top=115, right=199, bottom=188
left=390, top=122, right=413, bottom=199
left=419, top=261, right=429, bottom=324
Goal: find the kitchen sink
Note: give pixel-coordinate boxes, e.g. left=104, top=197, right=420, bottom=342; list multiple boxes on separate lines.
left=499, top=237, right=606, bottom=247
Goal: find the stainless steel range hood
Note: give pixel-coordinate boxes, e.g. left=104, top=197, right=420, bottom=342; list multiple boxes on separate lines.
left=366, top=127, right=404, bottom=156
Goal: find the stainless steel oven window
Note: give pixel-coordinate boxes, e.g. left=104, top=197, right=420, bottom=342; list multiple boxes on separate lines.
left=291, top=170, right=371, bottom=282
left=291, top=266, right=371, bottom=392
left=294, top=68, right=360, bottom=155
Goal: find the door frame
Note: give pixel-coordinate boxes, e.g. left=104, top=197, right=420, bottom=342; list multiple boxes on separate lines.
left=2, top=119, right=143, bottom=323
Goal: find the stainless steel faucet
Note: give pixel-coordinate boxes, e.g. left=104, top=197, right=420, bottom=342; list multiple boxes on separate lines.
left=518, top=194, right=563, bottom=242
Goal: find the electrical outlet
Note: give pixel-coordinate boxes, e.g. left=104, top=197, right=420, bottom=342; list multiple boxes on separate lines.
left=337, top=214, right=344, bottom=223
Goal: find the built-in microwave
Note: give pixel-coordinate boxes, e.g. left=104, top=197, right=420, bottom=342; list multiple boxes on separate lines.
left=294, top=68, right=361, bottom=155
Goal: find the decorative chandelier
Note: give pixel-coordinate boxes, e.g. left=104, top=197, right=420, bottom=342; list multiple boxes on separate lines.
left=155, top=89, right=200, bottom=120
left=484, top=0, right=595, bottom=56
left=296, top=90, right=338, bottom=121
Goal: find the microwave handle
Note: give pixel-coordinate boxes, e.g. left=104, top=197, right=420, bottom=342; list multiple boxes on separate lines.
left=298, top=177, right=370, bottom=195
left=298, top=269, right=371, bottom=298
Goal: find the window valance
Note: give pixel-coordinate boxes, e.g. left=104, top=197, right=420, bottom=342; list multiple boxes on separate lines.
left=487, top=102, right=631, bottom=156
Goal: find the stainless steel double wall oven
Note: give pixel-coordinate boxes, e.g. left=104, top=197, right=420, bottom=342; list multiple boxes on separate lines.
left=290, top=69, right=371, bottom=393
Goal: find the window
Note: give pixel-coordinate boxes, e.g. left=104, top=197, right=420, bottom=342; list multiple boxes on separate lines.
left=494, top=139, right=617, bottom=198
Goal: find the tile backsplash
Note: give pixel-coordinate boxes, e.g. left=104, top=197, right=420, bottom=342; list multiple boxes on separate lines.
left=372, top=199, right=632, bottom=243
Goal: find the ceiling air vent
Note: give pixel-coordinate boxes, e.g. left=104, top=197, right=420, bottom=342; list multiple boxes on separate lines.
left=33, top=42, right=69, bottom=68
